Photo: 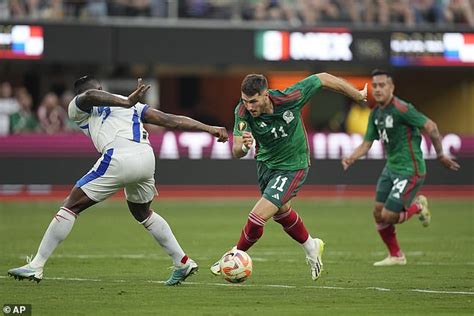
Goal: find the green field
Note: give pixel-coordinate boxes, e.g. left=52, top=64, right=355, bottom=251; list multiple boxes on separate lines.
left=1, top=198, right=473, bottom=315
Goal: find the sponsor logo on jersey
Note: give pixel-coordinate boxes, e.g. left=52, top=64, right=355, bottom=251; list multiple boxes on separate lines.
left=385, top=115, right=393, bottom=128
left=259, top=121, right=267, bottom=128
left=283, top=110, right=294, bottom=124
left=238, top=121, right=248, bottom=131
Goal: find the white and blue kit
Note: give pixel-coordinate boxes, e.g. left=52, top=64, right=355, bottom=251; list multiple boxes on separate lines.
left=68, top=95, right=157, bottom=203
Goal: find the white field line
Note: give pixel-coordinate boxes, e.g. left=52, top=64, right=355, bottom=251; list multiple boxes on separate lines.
left=1, top=276, right=473, bottom=296
left=15, top=254, right=474, bottom=266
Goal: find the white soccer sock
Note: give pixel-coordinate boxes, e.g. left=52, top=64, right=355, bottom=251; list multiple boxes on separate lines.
left=29, top=207, right=77, bottom=269
left=141, top=212, right=186, bottom=266
left=302, top=236, right=316, bottom=257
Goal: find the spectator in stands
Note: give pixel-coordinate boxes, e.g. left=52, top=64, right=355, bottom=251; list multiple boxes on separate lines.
left=298, top=0, right=343, bottom=25
left=208, top=0, right=235, bottom=19
left=0, top=0, right=9, bottom=19
left=60, top=90, right=80, bottom=132
left=0, top=82, right=20, bottom=135
left=9, top=87, right=39, bottom=134
left=364, top=0, right=415, bottom=26
left=241, top=0, right=298, bottom=24
left=41, top=0, right=64, bottom=19
left=150, top=0, right=168, bottom=17
left=37, top=92, right=66, bottom=134
left=179, top=0, right=211, bottom=18
left=84, top=0, right=108, bottom=18
left=8, top=0, right=27, bottom=17
left=413, top=0, right=445, bottom=24
left=444, top=0, right=474, bottom=27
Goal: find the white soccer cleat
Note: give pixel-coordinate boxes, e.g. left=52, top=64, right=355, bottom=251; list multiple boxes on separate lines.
left=165, top=258, right=199, bottom=286
left=8, top=257, right=43, bottom=283
left=210, top=246, right=237, bottom=276
left=373, top=254, right=407, bottom=266
left=210, top=260, right=221, bottom=276
left=415, top=195, right=431, bottom=227
left=306, top=238, right=325, bottom=281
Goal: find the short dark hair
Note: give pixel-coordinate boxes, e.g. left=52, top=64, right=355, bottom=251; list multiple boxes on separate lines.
left=371, top=69, right=393, bottom=79
left=74, top=75, right=100, bottom=95
left=241, top=74, right=268, bottom=96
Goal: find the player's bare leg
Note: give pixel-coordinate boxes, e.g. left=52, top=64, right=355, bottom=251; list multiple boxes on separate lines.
left=8, top=186, right=96, bottom=283
left=128, top=201, right=198, bottom=286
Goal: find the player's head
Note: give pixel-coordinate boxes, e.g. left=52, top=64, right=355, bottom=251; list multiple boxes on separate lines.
left=371, top=69, right=394, bottom=105
left=241, top=74, right=270, bottom=117
left=74, top=75, right=102, bottom=95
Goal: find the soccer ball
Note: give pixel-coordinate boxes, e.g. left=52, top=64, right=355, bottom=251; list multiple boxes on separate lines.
left=219, top=249, right=253, bottom=284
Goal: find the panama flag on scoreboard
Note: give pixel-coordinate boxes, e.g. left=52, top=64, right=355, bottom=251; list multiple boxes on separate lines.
left=0, top=25, right=44, bottom=59
left=444, top=33, right=474, bottom=63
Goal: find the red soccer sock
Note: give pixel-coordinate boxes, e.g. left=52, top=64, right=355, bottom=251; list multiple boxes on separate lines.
left=398, top=202, right=422, bottom=223
left=273, top=208, right=309, bottom=243
left=236, top=212, right=266, bottom=251
left=377, top=223, right=402, bottom=257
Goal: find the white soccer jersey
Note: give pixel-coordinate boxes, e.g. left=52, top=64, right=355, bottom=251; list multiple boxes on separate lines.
left=68, top=95, right=151, bottom=153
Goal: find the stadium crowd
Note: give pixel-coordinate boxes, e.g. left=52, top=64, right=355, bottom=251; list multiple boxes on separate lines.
left=1, top=0, right=473, bottom=27
left=0, top=81, right=78, bottom=135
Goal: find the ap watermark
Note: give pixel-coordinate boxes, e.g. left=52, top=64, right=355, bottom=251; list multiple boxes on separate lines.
left=3, top=305, right=31, bottom=315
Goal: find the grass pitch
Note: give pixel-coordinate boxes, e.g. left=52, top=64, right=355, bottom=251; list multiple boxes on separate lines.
left=1, top=198, right=473, bottom=315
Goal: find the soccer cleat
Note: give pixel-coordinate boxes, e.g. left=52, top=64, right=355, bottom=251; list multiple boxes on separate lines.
left=306, top=238, right=325, bottom=281
left=210, top=260, right=221, bottom=276
left=415, top=195, right=431, bottom=227
left=8, top=257, right=43, bottom=283
left=373, top=254, right=407, bottom=266
left=210, top=246, right=237, bottom=276
left=164, top=258, right=198, bottom=286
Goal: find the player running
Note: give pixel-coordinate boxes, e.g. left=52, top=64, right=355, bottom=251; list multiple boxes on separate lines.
left=211, top=73, right=367, bottom=280
left=8, top=76, right=228, bottom=285
left=342, top=69, right=460, bottom=266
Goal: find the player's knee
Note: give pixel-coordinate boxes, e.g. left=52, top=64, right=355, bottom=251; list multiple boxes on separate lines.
left=372, top=204, right=383, bottom=221
left=131, top=209, right=150, bottom=223
left=279, top=202, right=291, bottom=213
left=381, top=208, right=399, bottom=224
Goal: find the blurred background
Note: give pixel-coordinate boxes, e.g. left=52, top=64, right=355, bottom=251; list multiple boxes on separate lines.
left=0, top=0, right=472, bottom=196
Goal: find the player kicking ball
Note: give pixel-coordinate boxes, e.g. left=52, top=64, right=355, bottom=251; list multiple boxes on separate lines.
left=342, top=69, right=460, bottom=266
left=211, top=73, right=367, bottom=280
left=8, top=76, right=228, bottom=285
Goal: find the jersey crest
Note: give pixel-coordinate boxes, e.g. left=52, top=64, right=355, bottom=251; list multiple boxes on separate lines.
left=385, top=115, right=393, bottom=128
left=283, top=110, right=294, bottom=124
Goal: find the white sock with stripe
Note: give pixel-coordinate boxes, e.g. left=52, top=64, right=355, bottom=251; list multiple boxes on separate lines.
left=141, top=212, right=186, bottom=267
left=29, top=207, right=77, bottom=269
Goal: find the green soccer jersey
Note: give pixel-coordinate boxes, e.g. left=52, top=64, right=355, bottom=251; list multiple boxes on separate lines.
left=233, top=75, right=322, bottom=170
left=364, top=97, right=428, bottom=176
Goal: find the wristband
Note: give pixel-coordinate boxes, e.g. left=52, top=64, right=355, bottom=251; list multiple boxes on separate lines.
left=242, top=144, right=250, bottom=153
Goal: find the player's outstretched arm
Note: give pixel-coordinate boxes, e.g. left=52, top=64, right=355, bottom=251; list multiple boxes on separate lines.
left=232, top=132, right=254, bottom=158
left=341, top=140, right=373, bottom=170
left=76, top=79, right=150, bottom=112
left=316, top=73, right=367, bottom=103
left=143, top=108, right=228, bottom=142
left=422, top=119, right=460, bottom=171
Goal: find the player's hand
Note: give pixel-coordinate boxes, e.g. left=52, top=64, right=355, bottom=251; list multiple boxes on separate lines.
left=358, top=83, right=368, bottom=103
left=341, top=157, right=355, bottom=171
left=242, top=131, right=254, bottom=149
left=127, top=78, right=151, bottom=107
left=438, top=154, right=460, bottom=171
left=210, top=126, right=228, bottom=143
